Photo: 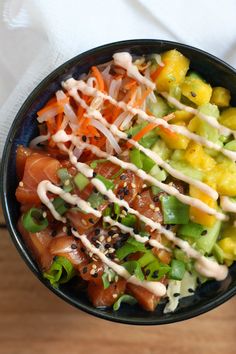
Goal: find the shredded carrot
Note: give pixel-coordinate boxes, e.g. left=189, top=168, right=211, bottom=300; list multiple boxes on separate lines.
left=56, top=112, right=63, bottom=130
left=133, top=88, right=152, bottom=108
left=126, top=122, right=157, bottom=148
left=150, top=65, right=164, bottom=82
left=124, top=78, right=137, bottom=90
left=159, top=125, right=177, bottom=138
left=91, top=66, right=105, bottom=92
left=37, top=98, right=68, bottom=116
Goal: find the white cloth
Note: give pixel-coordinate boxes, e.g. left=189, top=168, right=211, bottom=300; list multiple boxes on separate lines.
left=1, top=0, right=236, bottom=156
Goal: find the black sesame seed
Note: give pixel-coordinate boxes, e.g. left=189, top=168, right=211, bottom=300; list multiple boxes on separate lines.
left=72, top=227, right=77, bottom=231
left=145, top=269, right=151, bottom=276
left=81, top=247, right=85, bottom=253
left=119, top=195, right=124, bottom=200
left=53, top=256, right=57, bottom=261
left=201, top=230, right=207, bottom=236
left=51, top=230, right=57, bottom=237
left=92, top=273, right=98, bottom=278
left=197, top=277, right=201, bottom=285
left=89, top=218, right=95, bottom=224
left=93, top=172, right=97, bottom=177
left=191, top=91, right=196, bottom=97
left=82, top=135, right=87, bottom=142
left=95, top=228, right=100, bottom=236
left=82, top=267, right=87, bottom=274
left=152, top=270, right=159, bottom=279
left=124, top=189, right=129, bottom=195
left=153, top=196, right=159, bottom=202
left=95, top=243, right=100, bottom=248
left=103, top=195, right=109, bottom=200
left=123, top=256, right=129, bottom=262
left=127, top=133, right=132, bottom=139
left=92, top=236, right=97, bottom=242
left=118, top=217, right=122, bottom=223
left=120, top=174, right=127, bottom=180
left=108, top=253, right=115, bottom=259
left=71, top=243, right=77, bottom=249
left=117, top=188, right=124, bottom=195
left=173, top=293, right=180, bottom=297
left=67, top=229, right=72, bottom=236
left=188, top=288, right=194, bottom=293
left=123, top=207, right=128, bottom=212
left=114, top=241, right=122, bottom=249
left=105, top=243, right=110, bottom=249
left=108, top=230, right=115, bottom=236
left=93, top=187, right=98, bottom=193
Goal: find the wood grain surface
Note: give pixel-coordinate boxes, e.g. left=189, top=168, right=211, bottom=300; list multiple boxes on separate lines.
left=0, top=215, right=235, bottom=354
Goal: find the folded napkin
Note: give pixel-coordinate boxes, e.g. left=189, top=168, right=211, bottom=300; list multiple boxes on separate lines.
left=1, top=0, right=236, bottom=156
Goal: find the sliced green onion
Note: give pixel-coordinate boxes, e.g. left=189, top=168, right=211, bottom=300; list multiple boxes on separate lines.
left=138, top=252, right=156, bottom=267
left=123, top=260, right=144, bottom=281
left=87, top=192, right=104, bottom=209
left=212, top=244, right=225, bottom=264
left=130, top=148, right=143, bottom=169
left=113, top=294, right=137, bottom=311
left=95, top=174, right=114, bottom=190
left=121, top=214, right=137, bottom=228
left=74, top=172, right=89, bottom=191
left=178, top=221, right=204, bottom=240
left=145, top=260, right=171, bottom=281
left=43, top=256, right=76, bottom=288
left=113, top=203, right=120, bottom=220
left=111, top=168, right=124, bottom=179
left=160, top=195, right=189, bottom=224
left=90, top=159, right=107, bottom=169
left=22, top=208, right=48, bottom=233
left=150, top=164, right=167, bottom=182
left=151, top=185, right=162, bottom=196
left=139, top=230, right=150, bottom=238
left=140, top=153, right=155, bottom=172
left=116, top=238, right=146, bottom=260
left=52, top=197, right=69, bottom=215
left=169, top=259, right=186, bottom=280
left=102, top=273, right=110, bottom=289
left=57, top=168, right=73, bottom=192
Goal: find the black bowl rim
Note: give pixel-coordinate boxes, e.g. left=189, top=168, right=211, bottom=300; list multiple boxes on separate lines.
left=1, top=38, right=236, bottom=325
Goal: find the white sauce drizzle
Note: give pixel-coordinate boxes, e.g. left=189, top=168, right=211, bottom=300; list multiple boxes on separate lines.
left=162, top=92, right=236, bottom=138
left=113, top=52, right=155, bottom=90
left=220, top=196, right=236, bottom=213
left=104, top=215, right=170, bottom=252
left=72, top=229, right=167, bottom=297
left=37, top=180, right=101, bottom=222
left=61, top=86, right=219, bottom=200
left=62, top=78, right=236, bottom=161
left=53, top=130, right=226, bottom=221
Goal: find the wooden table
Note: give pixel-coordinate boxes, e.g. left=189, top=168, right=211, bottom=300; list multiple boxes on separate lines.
left=0, top=207, right=235, bottom=354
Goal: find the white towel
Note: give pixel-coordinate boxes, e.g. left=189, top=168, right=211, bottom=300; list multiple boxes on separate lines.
left=0, top=0, right=236, bottom=156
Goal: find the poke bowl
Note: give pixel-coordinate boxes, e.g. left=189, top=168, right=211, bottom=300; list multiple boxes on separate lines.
left=1, top=39, right=236, bottom=325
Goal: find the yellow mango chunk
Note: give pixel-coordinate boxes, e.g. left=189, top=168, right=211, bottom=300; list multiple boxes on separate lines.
left=218, top=228, right=236, bottom=260
left=156, top=50, right=190, bottom=92
left=158, top=122, right=190, bottom=150
left=210, top=87, right=231, bottom=107
left=219, top=107, right=236, bottom=130
left=181, top=76, right=212, bottom=106
left=189, top=185, right=216, bottom=227
left=171, top=110, right=194, bottom=124
left=184, top=141, right=216, bottom=171
left=204, top=162, right=236, bottom=196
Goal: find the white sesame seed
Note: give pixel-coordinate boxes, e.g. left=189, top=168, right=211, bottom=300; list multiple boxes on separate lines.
left=89, top=252, right=93, bottom=258
left=90, top=269, right=96, bottom=275
left=92, top=264, right=97, bottom=269
left=64, top=179, right=70, bottom=186
left=99, top=235, right=105, bottom=242
left=131, top=183, right=136, bottom=188
left=113, top=233, right=119, bottom=238
left=114, top=259, right=119, bottom=263
left=112, top=294, right=118, bottom=299
left=42, top=212, right=47, bottom=218
left=108, top=248, right=115, bottom=253
left=96, top=240, right=101, bottom=245
left=62, top=226, right=67, bottom=233
left=121, top=210, right=127, bottom=215
left=115, top=275, right=119, bottom=282
left=143, top=184, right=147, bottom=188
left=123, top=182, right=127, bottom=187
left=82, top=219, right=87, bottom=226
left=107, top=236, right=112, bottom=242
left=155, top=207, right=160, bottom=212
left=92, top=257, right=98, bottom=261
left=19, top=181, right=24, bottom=187
left=149, top=204, right=155, bottom=210
left=104, top=250, right=109, bottom=255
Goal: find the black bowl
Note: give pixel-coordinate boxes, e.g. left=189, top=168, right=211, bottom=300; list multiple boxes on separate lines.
left=1, top=39, right=236, bottom=325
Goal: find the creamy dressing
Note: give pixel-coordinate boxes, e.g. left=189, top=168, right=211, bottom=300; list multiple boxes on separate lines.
left=61, top=86, right=219, bottom=200
left=72, top=229, right=167, bottom=297
left=195, top=256, right=228, bottom=281
left=62, top=78, right=236, bottom=161
left=162, top=92, right=236, bottom=138
left=220, top=196, right=236, bottom=213
left=113, top=52, right=155, bottom=90
left=104, top=215, right=170, bottom=251
left=53, top=130, right=225, bottom=220
left=37, top=180, right=101, bottom=221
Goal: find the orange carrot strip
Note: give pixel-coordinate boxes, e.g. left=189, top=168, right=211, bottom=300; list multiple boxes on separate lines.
left=56, top=113, right=63, bottom=130
left=124, top=78, right=137, bottom=90
left=150, top=65, right=164, bottom=82
left=126, top=122, right=157, bottom=149
left=91, top=66, right=105, bottom=92
left=133, top=88, right=152, bottom=108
